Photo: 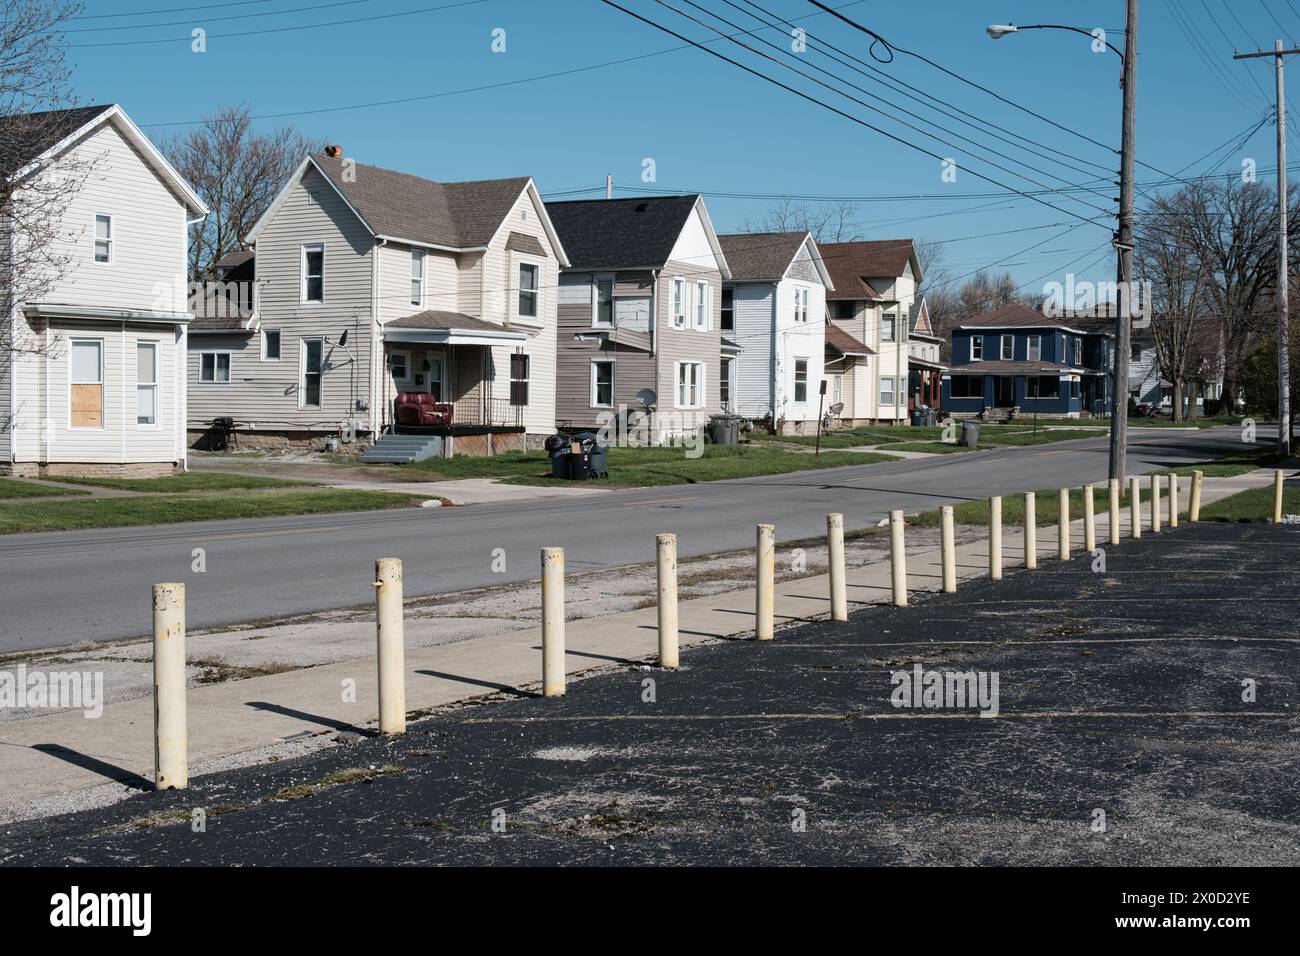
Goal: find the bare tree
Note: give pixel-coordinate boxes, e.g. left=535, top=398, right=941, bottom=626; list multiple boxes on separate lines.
left=162, top=104, right=318, bottom=280
left=740, top=197, right=865, bottom=244
left=0, top=1, right=89, bottom=361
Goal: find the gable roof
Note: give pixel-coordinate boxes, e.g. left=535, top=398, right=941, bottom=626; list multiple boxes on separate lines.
left=545, top=195, right=729, bottom=274
left=246, top=154, right=568, bottom=263
left=820, top=239, right=921, bottom=300
left=825, top=324, right=874, bottom=356
left=959, top=301, right=1111, bottom=336
left=1, top=103, right=207, bottom=216
left=717, top=231, right=804, bottom=280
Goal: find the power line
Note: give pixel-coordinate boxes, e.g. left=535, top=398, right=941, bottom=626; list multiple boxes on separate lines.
left=70, top=0, right=271, bottom=19
left=65, top=0, right=376, bottom=33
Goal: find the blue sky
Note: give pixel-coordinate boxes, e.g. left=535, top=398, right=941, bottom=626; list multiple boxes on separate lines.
left=65, top=0, right=1296, bottom=295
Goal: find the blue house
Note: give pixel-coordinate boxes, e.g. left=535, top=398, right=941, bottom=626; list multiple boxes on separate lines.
left=941, top=302, right=1113, bottom=418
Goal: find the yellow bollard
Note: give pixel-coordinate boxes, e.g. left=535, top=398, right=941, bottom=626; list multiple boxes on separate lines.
left=827, top=514, right=847, bottom=622
left=1189, top=470, right=1203, bottom=522
left=1130, top=476, right=1142, bottom=538
left=940, top=505, right=956, bottom=593
left=153, top=583, right=188, bottom=790
left=1273, top=469, right=1285, bottom=524
left=1058, top=488, right=1070, bottom=559
left=1108, top=477, right=1121, bottom=545
left=656, top=533, right=679, bottom=668
left=756, top=523, right=775, bottom=640
left=1168, top=473, right=1179, bottom=528
left=541, top=547, right=566, bottom=696
left=890, top=510, right=908, bottom=607
left=1023, top=492, right=1037, bottom=569
left=1083, top=483, right=1096, bottom=553
left=374, top=558, right=406, bottom=734
left=988, top=496, right=1002, bottom=581
left=1150, top=473, right=1162, bottom=533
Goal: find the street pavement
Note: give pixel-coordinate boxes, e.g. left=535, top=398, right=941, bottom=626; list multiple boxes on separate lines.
left=4, top=520, right=1295, bottom=866
left=0, top=426, right=1256, bottom=650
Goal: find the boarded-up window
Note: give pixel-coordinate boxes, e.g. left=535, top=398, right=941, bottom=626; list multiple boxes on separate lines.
left=509, top=353, right=529, bottom=406
left=70, top=340, right=103, bottom=428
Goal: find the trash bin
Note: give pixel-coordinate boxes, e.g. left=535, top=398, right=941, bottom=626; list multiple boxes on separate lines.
left=708, top=414, right=741, bottom=445
left=575, top=431, right=610, bottom=478
left=567, top=449, right=591, bottom=480
left=545, top=433, right=572, bottom=479
left=960, top=420, right=980, bottom=448
left=209, top=416, right=235, bottom=451
left=910, top=408, right=925, bottom=427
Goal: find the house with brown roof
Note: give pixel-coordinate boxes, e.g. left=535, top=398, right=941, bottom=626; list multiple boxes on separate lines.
left=820, top=239, right=924, bottom=425
left=544, top=195, right=730, bottom=441
left=716, top=231, right=833, bottom=434
left=186, top=149, right=569, bottom=459
left=2, top=104, right=208, bottom=477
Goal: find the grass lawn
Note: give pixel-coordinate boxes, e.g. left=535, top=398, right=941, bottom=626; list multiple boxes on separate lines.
left=1163, top=452, right=1283, bottom=478
left=404, top=444, right=897, bottom=487
left=977, top=428, right=1102, bottom=446
left=1199, top=485, right=1300, bottom=522
left=0, top=477, right=90, bottom=499
left=0, top=489, right=422, bottom=534
left=44, top=472, right=309, bottom=493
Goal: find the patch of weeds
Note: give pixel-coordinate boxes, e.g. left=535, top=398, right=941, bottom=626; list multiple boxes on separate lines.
left=192, top=657, right=298, bottom=684
left=270, top=765, right=406, bottom=803
left=404, top=820, right=454, bottom=831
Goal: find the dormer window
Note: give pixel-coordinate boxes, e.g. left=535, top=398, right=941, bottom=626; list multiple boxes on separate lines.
left=518, top=263, right=538, bottom=318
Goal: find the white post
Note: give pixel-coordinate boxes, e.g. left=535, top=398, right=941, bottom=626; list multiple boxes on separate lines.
left=827, top=513, right=847, bottom=622
left=1150, top=473, right=1162, bottom=533
left=1273, top=469, right=1285, bottom=523
left=1108, top=477, right=1121, bottom=545
left=1058, top=488, right=1070, bottom=559
left=940, top=505, right=956, bottom=593
left=890, top=510, right=908, bottom=606
left=541, top=547, right=566, bottom=696
left=374, top=558, right=406, bottom=734
left=1130, top=476, right=1142, bottom=538
left=153, top=583, right=188, bottom=791
left=756, top=523, right=775, bottom=640
left=656, top=533, right=679, bottom=668
left=1024, top=492, right=1037, bottom=569
left=988, top=496, right=1002, bottom=581
left=1190, top=470, right=1203, bottom=522
left=1168, top=473, right=1180, bottom=528
left=1083, top=483, right=1096, bottom=553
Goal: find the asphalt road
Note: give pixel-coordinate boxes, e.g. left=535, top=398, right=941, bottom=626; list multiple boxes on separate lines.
left=5, top=521, right=1295, bottom=865
left=0, top=426, right=1256, bottom=651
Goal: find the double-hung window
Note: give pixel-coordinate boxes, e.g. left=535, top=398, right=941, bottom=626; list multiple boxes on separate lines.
left=70, top=340, right=104, bottom=428
left=1027, top=335, right=1041, bottom=361
left=671, top=277, right=686, bottom=328
left=794, top=288, right=809, bottom=323
left=721, top=288, right=734, bottom=331
left=518, top=263, right=538, bottom=318
left=591, top=360, right=614, bottom=408
left=410, top=250, right=425, bottom=307
left=94, top=215, right=113, bottom=264
left=880, top=375, right=896, bottom=407
left=794, top=358, right=809, bottom=403
left=301, top=338, right=323, bottom=408
left=971, top=336, right=983, bottom=361
left=509, top=353, right=530, bottom=406
left=695, top=280, right=709, bottom=329
left=302, top=243, right=324, bottom=302
left=593, top=276, right=613, bottom=327
left=137, top=342, right=158, bottom=426
left=199, top=352, right=230, bottom=383
left=676, top=361, right=703, bottom=408
left=1000, top=335, right=1013, bottom=361
left=881, top=313, right=897, bottom=342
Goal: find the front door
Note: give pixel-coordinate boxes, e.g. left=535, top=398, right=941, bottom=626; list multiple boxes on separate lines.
left=995, top=376, right=1015, bottom=407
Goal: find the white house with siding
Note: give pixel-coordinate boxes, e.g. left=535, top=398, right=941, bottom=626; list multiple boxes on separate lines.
left=188, top=150, right=569, bottom=459
left=1, top=104, right=208, bottom=477
left=717, top=231, right=833, bottom=434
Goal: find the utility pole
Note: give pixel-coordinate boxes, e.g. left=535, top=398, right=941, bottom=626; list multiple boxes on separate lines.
left=1235, top=42, right=1295, bottom=458
left=1109, top=0, right=1139, bottom=484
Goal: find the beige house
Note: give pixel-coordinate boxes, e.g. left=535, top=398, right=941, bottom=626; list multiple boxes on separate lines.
left=1, top=104, right=208, bottom=477
left=188, top=150, right=569, bottom=459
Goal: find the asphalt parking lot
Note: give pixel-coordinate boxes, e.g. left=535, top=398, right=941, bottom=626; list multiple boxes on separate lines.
left=3, top=521, right=1297, bottom=866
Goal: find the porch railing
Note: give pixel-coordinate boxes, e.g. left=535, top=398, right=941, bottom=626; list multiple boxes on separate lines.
left=451, top=396, right=524, bottom=428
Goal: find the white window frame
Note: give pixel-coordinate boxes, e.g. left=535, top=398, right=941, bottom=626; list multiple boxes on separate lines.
left=136, top=340, right=159, bottom=429
left=410, top=249, right=426, bottom=308
left=516, top=261, right=540, bottom=320
left=1074, top=337, right=1083, bottom=366
left=93, top=214, right=113, bottom=265
left=590, top=359, right=615, bottom=408
left=299, top=337, right=324, bottom=409
left=881, top=312, right=897, bottom=342
left=880, top=375, right=897, bottom=408
left=68, top=337, right=105, bottom=430
left=1027, top=334, right=1041, bottom=361
left=261, top=328, right=282, bottom=362
left=695, top=280, right=709, bottom=330
left=794, top=287, right=810, bottom=323
left=674, top=360, right=705, bottom=409
left=971, top=336, right=983, bottom=361
left=793, top=357, right=809, bottom=404
left=671, top=277, right=686, bottom=329
left=592, top=274, right=615, bottom=328
left=301, top=242, right=324, bottom=304
left=1000, top=334, right=1013, bottom=361
left=197, top=351, right=231, bottom=385
left=388, top=349, right=412, bottom=388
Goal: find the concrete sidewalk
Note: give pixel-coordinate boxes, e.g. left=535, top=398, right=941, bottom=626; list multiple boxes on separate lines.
left=0, top=468, right=1280, bottom=817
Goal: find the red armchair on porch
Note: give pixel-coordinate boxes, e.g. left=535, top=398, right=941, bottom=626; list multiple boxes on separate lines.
left=395, top=392, right=454, bottom=427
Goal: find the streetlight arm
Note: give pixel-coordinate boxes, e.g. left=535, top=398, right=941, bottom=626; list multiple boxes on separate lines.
left=992, top=23, right=1125, bottom=60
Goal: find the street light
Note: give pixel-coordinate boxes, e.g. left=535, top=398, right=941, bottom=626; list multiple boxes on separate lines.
left=984, top=6, right=1138, bottom=485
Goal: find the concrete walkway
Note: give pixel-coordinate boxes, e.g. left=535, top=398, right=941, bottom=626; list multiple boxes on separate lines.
left=0, top=467, right=1280, bottom=815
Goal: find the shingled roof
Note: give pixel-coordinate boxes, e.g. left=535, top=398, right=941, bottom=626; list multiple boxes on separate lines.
left=820, top=239, right=920, bottom=300
left=717, top=231, right=809, bottom=281
left=309, top=153, right=532, bottom=249
left=0, top=104, right=115, bottom=170
left=545, top=195, right=703, bottom=271
left=959, top=301, right=1109, bottom=334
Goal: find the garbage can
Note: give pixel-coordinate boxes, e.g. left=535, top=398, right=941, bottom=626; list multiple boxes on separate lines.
left=910, top=408, right=925, bottom=427
left=567, top=449, right=591, bottom=480
left=960, top=420, right=980, bottom=448
left=545, top=433, right=572, bottom=479
left=708, top=414, right=741, bottom=445
left=575, top=431, right=610, bottom=478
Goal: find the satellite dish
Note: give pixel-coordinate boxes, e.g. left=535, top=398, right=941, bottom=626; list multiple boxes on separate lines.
left=829, top=402, right=844, bottom=416
left=635, top=388, right=657, bottom=411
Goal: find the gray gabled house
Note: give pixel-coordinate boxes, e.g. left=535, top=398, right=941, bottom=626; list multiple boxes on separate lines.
left=544, top=195, right=731, bottom=441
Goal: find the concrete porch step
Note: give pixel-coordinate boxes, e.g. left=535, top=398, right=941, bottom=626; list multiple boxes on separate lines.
left=358, top=434, right=443, bottom=464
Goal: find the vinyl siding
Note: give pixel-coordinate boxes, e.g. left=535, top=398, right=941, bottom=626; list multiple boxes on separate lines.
left=729, top=283, right=774, bottom=418
left=656, top=260, right=721, bottom=432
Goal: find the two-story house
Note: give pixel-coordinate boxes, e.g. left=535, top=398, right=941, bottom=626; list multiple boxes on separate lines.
left=820, top=239, right=923, bottom=426
left=545, top=195, right=730, bottom=441
left=2, top=105, right=208, bottom=477
left=716, top=231, right=833, bottom=434
left=187, top=149, right=569, bottom=459
left=941, top=302, right=1113, bottom=418
left=907, top=297, right=946, bottom=412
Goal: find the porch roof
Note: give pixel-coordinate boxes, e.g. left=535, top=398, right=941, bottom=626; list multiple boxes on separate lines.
left=908, top=355, right=948, bottom=371
left=383, top=310, right=527, bottom=346
left=825, top=324, right=873, bottom=356
left=946, top=360, right=1066, bottom=376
